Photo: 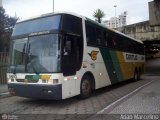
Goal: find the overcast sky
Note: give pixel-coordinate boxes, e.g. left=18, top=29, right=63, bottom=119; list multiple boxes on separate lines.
left=3, top=0, right=153, bottom=25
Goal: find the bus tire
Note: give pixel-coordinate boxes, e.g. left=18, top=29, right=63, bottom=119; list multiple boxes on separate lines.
left=134, top=70, right=139, bottom=81
left=80, top=75, right=92, bottom=99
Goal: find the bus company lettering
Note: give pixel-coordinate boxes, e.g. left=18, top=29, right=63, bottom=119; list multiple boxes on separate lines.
left=126, top=54, right=137, bottom=60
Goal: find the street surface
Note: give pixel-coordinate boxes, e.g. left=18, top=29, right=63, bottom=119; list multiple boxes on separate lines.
left=109, top=76, right=160, bottom=114
left=0, top=58, right=160, bottom=120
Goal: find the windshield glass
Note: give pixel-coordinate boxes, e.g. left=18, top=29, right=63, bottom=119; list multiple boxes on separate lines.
left=8, top=38, right=27, bottom=73
left=8, top=34, right=60, bottom=73
left=12, top=15, right=61, bottom=36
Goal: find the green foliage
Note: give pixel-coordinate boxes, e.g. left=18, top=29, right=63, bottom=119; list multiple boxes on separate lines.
left=0, top=7, right=18, bottom=52
left=93, top=9, right=105, bottom=23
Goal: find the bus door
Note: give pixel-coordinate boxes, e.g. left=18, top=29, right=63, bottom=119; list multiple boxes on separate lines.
left=62, top=34, right=83, bottom=76
left=61, top=34, right=83, bottom=96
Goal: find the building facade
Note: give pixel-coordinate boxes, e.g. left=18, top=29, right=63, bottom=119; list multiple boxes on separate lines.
left=149, top=0, right=160, bottom=26
left=116, top=21, right=160, bottom=59
left=116, top=0, right=160, bottom=59
left=103, top=11, right=127, bottom=28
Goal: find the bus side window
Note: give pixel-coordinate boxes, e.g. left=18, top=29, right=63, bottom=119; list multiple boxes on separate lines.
left=96, top=28, right=105, bottom=46
left=102, top=30, right=106, bottom=46
left=104, top=31, right=108, bottom=47
left=106, top=31, right=113, bottom=48
left=85, top=22, right=96, bottom=44
left=112, top=36, right=116, bottom=48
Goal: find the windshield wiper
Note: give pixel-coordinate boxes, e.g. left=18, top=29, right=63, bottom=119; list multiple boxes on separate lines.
left=13, top=65, right=17, bottom=74
left=32, top=65, right=39, bottom=74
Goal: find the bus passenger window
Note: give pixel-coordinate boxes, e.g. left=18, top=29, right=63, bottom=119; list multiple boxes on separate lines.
left=96, top=28, right=104, bottom=45
left=85, top=22, right=96, bottom=44
left=104, top=32, right=109, bottom=47
left=106, top=32, right=113, bottom=48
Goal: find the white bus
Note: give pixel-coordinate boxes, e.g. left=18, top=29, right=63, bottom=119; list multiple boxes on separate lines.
left=7, top=12, right=145, bottom=100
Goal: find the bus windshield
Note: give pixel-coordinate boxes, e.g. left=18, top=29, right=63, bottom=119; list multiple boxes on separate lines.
left=8, top=34, right=60, bottom=73
left=12, top=15, right=61, bottom=36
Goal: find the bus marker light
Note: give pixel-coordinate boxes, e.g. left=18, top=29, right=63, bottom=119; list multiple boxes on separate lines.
left=77, top=77, right=81, bottom=80
left=74, top=76, right=81, bottom=80
left=64, top=77, right=71, bottom=81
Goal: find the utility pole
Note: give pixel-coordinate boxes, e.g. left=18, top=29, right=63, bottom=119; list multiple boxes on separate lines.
left=53, top=0, right=54, bottom=12
left=114, top=5, right=117, bottom=28
left=0, top=0, right=2, bottom=7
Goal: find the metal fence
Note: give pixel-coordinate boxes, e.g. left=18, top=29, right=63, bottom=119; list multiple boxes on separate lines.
left=0, top=52, right=9, bottom=84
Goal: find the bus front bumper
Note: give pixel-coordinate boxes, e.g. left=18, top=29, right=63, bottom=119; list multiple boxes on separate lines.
left=8, top=83, right=62, bottom=100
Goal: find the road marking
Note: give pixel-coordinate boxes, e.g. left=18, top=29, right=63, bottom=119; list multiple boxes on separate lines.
left=97, top=80, right=154, bottom=114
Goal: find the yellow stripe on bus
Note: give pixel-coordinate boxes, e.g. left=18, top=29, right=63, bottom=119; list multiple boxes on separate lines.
left=116, top=51, right=143, bottom=80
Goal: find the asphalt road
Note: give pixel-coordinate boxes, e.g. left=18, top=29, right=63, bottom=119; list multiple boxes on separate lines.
left=0, top=58, right=160, bottom=120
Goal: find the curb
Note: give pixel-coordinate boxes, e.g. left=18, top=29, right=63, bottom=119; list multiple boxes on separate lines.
left=0, top=92, right=11, bottom=98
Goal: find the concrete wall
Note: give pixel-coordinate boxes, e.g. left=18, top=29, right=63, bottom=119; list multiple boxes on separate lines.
left=116, top=0, right=160, bottom=41
left=149, top=0, right=160, bottom=26
left=116, top=0, right=160, bottom=58
left=117, top=21, right=160, bottom=41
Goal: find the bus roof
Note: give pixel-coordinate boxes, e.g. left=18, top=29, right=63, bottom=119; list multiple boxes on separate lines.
left=17, top=11, right=143, bottom=44
left=17, top=11, right=85, bottom=24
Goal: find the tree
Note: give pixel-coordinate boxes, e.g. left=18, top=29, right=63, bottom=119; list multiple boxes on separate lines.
left=93, top=9, right=105, bottom=23
left=0, top=7, right=18, bottom=52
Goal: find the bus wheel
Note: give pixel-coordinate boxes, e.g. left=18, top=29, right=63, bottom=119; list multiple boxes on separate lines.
left=134, top=70, right=139, bottom=81
left=80, top=75, right=91, bottom=99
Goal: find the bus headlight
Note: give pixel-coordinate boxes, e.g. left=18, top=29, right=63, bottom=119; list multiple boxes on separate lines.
left=42, top=79, right=59, bottom=84
left=42, top=80, right=48, bottom=83
left=8, top=78, right=14, bottom=83
left=11, top=79, right=14, bottom=82
left=53, top=79, right=58, bottom=84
